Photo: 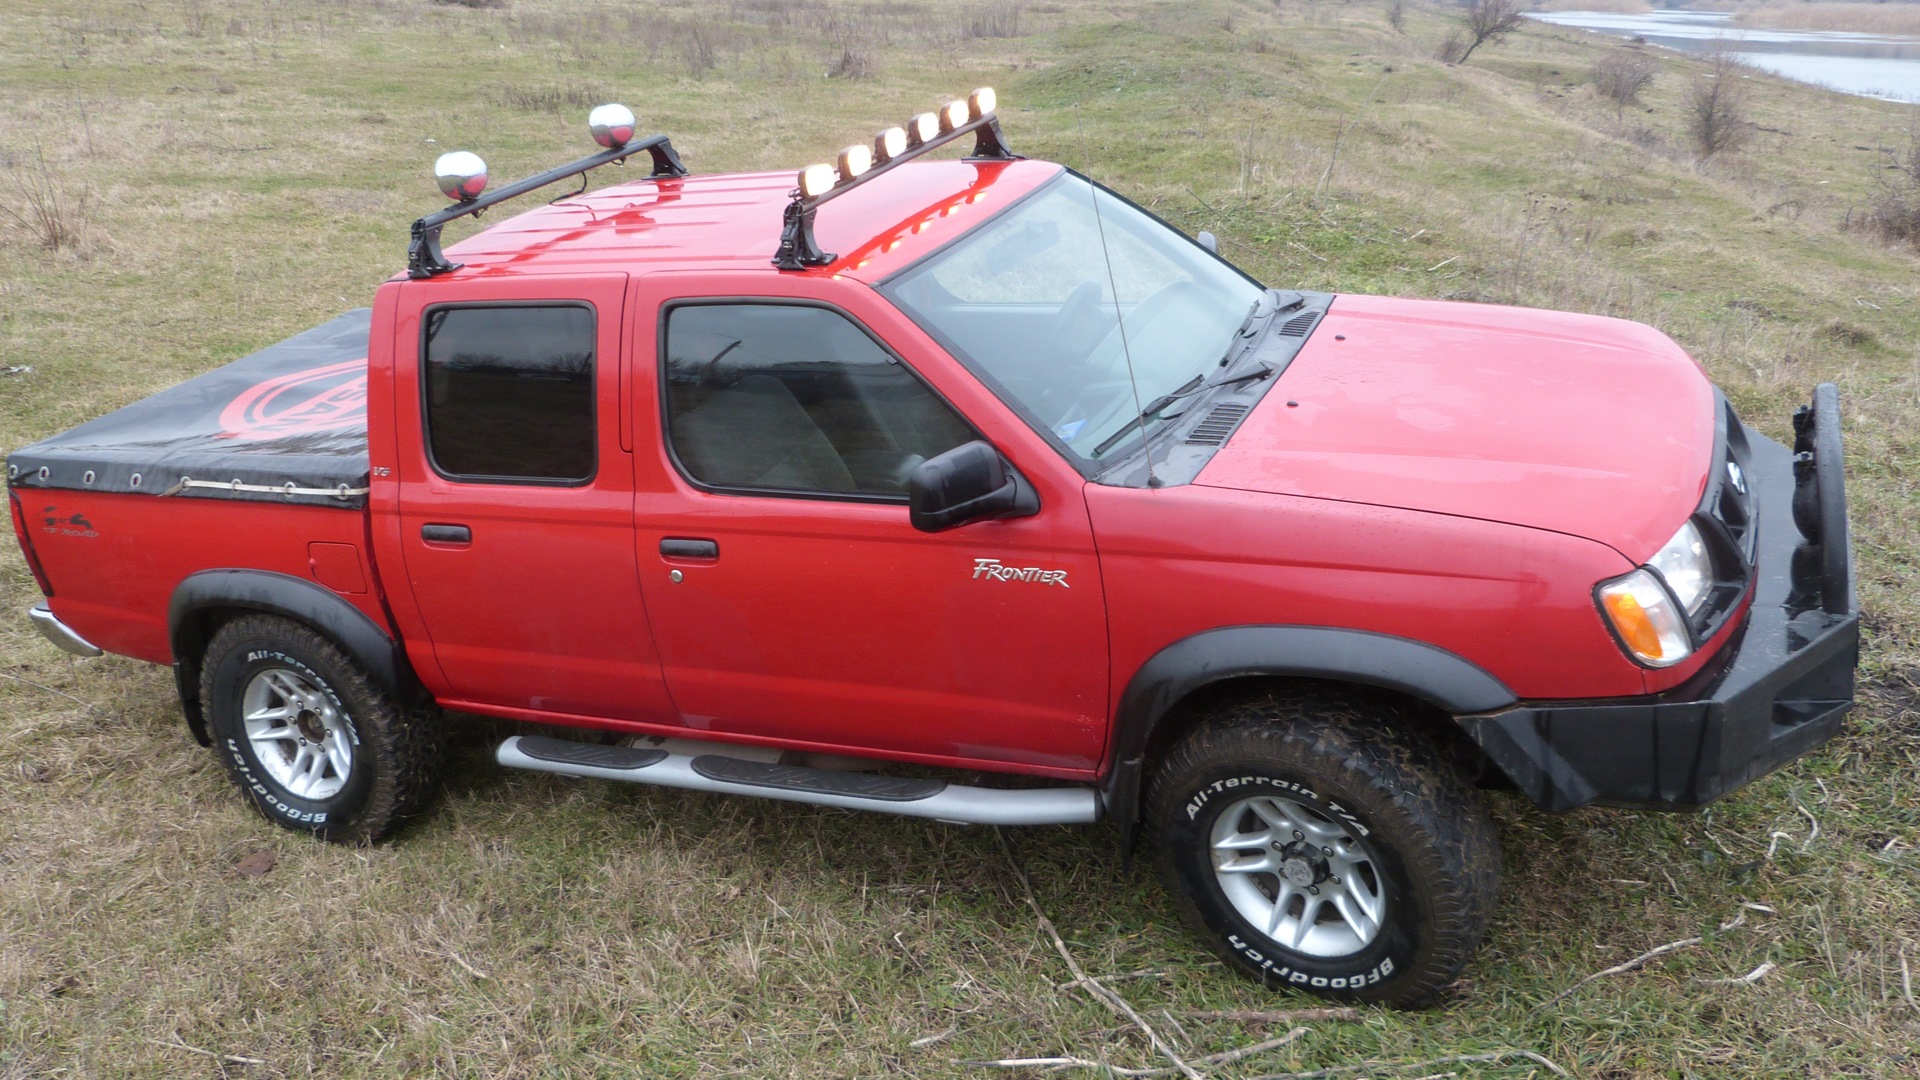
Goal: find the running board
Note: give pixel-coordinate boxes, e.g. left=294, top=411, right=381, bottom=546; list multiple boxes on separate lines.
left=496, top=735, right=1101, bottom=826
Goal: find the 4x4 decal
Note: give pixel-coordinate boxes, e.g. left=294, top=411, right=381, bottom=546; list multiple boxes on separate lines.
left=972, top=558, right=1069, bottom=588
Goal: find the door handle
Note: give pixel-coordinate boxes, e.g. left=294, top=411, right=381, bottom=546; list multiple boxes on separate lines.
left=421, top=524, right=471, bottom=544
left=659, top=537, right=718, bottom=559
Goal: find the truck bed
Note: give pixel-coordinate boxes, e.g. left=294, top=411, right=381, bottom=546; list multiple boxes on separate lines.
left=6, top=310, right=372, bottom=509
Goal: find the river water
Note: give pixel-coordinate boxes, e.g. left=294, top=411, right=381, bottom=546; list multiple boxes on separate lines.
left=1527, top=10, right=1920, bottom=104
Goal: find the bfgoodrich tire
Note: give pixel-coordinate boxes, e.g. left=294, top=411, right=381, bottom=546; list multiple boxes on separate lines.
left=1145, top=692, right=1500, bottom=1009
left=201, top=615, right=441, bottom=844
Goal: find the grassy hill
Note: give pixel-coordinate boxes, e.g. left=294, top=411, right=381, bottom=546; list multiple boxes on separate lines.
left=2, top=0, right=1916, bottom=1075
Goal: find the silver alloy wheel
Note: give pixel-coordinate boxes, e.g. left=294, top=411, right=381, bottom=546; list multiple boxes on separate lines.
left=241, top=666, right=354, bottom=801
left=1209, top=794, right=1387, bottom=958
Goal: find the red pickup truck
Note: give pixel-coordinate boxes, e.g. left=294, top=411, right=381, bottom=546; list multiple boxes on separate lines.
left=6, top=95, right=1858, bottom=1007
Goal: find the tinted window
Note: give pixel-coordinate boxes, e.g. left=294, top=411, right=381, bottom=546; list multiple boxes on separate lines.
left=424, top=305, right=596, bottom=481
left=663, top=304, right=975, bottom=497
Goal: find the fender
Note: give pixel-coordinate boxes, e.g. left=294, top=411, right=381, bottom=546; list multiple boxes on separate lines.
left=168, top=569, right=421, bottom=746
left=1100, top=625, right=1517, bottom=831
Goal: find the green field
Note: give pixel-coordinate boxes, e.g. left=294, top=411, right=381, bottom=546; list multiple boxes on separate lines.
left=3, top=0, right=1918, bottom=1075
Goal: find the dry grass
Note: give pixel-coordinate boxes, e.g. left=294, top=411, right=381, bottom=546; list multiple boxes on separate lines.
left=1734, top=1, right=1920, bottom=36
left=2, top=0, right=1919, bottom=1076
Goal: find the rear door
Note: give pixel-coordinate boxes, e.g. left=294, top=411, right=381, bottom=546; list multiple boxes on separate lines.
left=389, top=274, right=676, bottom=724
left=630, top=273, right=1109, bottom=774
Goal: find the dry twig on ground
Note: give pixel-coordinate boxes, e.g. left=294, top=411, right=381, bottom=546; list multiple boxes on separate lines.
left=993, top=828, right=1202, bottom=1079
left=1537, top=935, right=1705, bottom=1007
left=1243, top=1048, right=1571, bottom=1079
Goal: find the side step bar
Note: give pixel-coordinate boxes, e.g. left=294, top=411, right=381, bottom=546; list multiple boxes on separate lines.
left=496, top=735, right=1101, bottom=826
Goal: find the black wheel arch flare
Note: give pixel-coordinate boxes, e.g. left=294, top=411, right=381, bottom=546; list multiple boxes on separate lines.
left=1101, top=625, right=1518, bottom=834
left=167, top=569, right=423, bottom=746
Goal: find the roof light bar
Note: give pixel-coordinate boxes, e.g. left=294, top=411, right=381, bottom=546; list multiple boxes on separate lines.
left=407, top=102, right=689, bottom=280
left=774, top=88, right=1016, bottom=271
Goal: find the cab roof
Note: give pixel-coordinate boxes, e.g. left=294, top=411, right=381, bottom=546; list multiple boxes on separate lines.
left=430, top=157, right=1063, bottom=285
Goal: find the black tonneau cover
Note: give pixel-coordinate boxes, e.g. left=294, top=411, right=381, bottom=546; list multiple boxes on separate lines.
left=5, top=310, right=371, bottom=509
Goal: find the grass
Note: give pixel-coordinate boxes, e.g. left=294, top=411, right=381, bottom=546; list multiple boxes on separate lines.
left=3, top=0, right=1919, bottom=1076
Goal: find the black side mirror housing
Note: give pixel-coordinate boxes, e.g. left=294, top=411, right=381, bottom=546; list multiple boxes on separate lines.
left=909, top=441, right=1039, bottom=532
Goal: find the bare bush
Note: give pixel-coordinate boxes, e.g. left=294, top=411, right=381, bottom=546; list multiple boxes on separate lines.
left=1591, top=49, right=1654, bottom=107
left=961, top=0, right=1025, bottom=38
left=1853, top=132, right=1920, bottom=248
left=492, top=82, right=608, bottom=112
left=1452, top=0, right=1526, bottom=64
left=820, top=8, right=878, bottom=78
left=2, top=147, right=93, bottom=252
left=1687, top=49, right=1753, bottom=160
left=1386, top=0, right=1406, bottom=31
left=430, top=0, right=507, bottom=9
left=1436, top=29, right=1467, bottom=63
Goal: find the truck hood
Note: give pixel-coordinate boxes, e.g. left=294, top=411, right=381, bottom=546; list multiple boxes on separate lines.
left=1194, top=294, right=1714, bottom=560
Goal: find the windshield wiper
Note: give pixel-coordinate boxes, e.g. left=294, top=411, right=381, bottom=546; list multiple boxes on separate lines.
left=1091, top=364, right=1274, bottom=457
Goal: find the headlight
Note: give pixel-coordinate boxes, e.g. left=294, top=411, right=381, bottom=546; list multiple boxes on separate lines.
left=1647, top=520, right=1712, bottom=617
left=1597, top=568, right=1693, bottom=668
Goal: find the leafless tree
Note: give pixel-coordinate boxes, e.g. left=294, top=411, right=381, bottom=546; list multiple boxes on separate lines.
left=1386, top=0, right=1406, bottom=32
left=1451, top=0, right=1526, bottom=64
left=1687, top=48, right=1753, bottom=160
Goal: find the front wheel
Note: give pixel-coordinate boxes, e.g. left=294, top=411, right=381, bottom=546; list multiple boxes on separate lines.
left=1145, top=693, right=1500, bottom=1009
left=201, top=614, right=441, bottom=844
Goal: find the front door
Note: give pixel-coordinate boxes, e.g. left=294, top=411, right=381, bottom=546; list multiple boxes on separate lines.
left=390, top=274, right=676, bottom=724
left=631, top=280, right=1109, bottom=774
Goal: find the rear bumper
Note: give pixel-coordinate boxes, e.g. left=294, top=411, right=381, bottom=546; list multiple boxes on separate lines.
left=1458, top=389, right=1856, bottom=811
left=29, top=602, right=103, bottom=658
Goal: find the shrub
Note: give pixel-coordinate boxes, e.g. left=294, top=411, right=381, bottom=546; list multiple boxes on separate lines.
left=2, top=147, right=93, bottom=252
left=1591, top=49, right=1654, bottom=107
left=1436, top=29, right=1467, bottom=64
left=1853, top=132, right=1920, bottom=248
left=1686, top=49, right=1753, bottom=160
left=1386, top=0, right=1406, bottom=32
left=963, top=0, right=1024, bottom=38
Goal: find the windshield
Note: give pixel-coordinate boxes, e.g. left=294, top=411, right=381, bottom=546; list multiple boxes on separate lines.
left=882, top=173, right=1263, bottom=465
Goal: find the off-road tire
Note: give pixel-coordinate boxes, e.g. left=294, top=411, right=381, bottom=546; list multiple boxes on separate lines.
left=1145, top=692, right=1500, bottom=1009
left=201, top=614, right=441, bottom=844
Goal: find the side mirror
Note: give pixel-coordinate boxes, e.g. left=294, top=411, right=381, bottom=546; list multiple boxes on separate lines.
left=909, top=441, right=1039, bottom=532
left=1196, top=230, right=1218, bottom=254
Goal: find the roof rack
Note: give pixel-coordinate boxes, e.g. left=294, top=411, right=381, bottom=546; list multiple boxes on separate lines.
left=774, top=89, right=1016, bottom=271
left=407, top=104, right=688, bottom=280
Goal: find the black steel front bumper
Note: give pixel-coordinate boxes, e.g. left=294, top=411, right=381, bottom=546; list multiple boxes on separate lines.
left=1457, top=386, right=1858, bottom=811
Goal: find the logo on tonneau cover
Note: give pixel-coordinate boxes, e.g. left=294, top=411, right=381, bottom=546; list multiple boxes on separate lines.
left=971, top=558, right=1069, bottom=588
left=218, top=359, right=367, bottom=441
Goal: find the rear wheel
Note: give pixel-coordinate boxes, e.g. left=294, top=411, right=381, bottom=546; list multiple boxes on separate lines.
left=201, top=615, right=441, bottom=844
left=1145, top=692, right=1499, bottom=1008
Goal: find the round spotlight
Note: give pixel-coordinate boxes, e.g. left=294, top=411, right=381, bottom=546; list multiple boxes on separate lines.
left=968, top=86, right=997, bottom=119
left=837, top=144, right=873, bottom=182
left=874, top=126, right=908, bottom=163
left=588, top=103, right=638, bottom=148
left=798, top=163, right=838, bottom=199
left=434, top=151, right=489, bottom=201
left=908, top=112, right=939, bottom=147
left=939, top=100, right=968, bottom=133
